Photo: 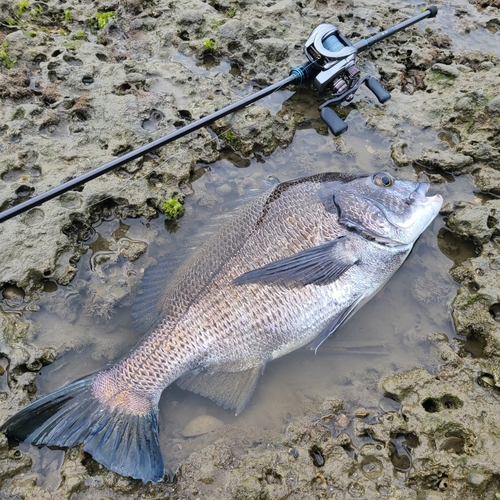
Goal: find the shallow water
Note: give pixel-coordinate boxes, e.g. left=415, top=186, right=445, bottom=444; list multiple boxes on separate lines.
left=403, top=0, right=500, bottom=56
left=23, top=112, right=478, bottom=481
left=435, top=0, right=500, bottom=57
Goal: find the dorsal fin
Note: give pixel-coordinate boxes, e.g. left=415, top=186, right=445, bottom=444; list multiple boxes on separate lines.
left=131, top=173, right=336, bottom=334
left=131, top=254, right=184, bottom=334
left=130, top=177, right=283, bottom=334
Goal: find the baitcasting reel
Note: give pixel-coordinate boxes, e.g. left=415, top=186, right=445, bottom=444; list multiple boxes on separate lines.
left=299, top=7, right=437, bottom=136
left=303, top=24, right=392, bottom=136
left=304, top=24, right=360, bottom=94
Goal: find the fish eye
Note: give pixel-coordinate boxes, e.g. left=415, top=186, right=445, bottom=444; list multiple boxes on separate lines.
left=374, top=173, right=393, bottom=187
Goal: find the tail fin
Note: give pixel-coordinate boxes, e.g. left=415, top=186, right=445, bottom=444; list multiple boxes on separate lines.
left=0, top=375, right=165, bottom=484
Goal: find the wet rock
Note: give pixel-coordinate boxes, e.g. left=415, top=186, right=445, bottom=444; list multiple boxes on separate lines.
left=354, top=411, right=407, bottom=443
left=181, top=415, right=225, bottom=437
left=215, top=105, right=294, bottom=156
left=1, top=285, right=25, bottom=306
left=254, top=38, right=289, bottom=62
left=354, top=408, right=369, bottom=418
left=369, top=47, right=500, bottom=195
left=445, top=201, right=500, bottom=362
left=446, top=200, right=500, bottom=245
left=0, top=435, right=32, bottom=489
left=474, top=166, right=500, bottom=196
left=390, top=140, right=411, bottom=166
left=463, top=143, right=500, bottom=164
left=218, top=20, right=244, bottom=41
left=486, top=95, right=500, bottom=116
left=418, top=148, right=474, bottom=174
left=117, top=238, right=148, bottom=261
left=432, top=62, right=460, bottom=79
left=380, top=344, right=500, bottom=499
left=427, top=34, right=452, bottom=50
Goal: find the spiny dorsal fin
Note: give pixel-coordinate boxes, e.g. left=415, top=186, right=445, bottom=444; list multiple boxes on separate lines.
left=131, top=255, right=182, bottom=335
left=130, top=182, right=278, bottom=335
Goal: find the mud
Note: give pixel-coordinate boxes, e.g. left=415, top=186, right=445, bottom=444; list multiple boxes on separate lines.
left=1, top=0, right=500, bottom=498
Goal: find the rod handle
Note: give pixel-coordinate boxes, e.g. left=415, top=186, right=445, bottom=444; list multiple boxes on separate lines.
left=427, top=6, right=438, bottom=18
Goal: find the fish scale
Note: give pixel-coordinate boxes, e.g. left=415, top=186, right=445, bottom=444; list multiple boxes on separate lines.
left=1, top=171, right=443, bottom=483
left=94, top=178, right=402, bottom=396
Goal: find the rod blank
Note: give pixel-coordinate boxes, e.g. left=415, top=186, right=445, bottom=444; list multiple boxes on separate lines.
left=0, top=75, right=297, bottom=223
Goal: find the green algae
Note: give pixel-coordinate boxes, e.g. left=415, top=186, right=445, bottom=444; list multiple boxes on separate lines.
left=163, top=198, right=185, bottom=220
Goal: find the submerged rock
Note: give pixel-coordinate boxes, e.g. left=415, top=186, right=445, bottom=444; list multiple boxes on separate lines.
left=181, top=415, right=225, bottom=437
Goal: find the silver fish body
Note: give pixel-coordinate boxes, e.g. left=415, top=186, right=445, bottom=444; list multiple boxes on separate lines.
left=1, top=171, right=443, bottom=483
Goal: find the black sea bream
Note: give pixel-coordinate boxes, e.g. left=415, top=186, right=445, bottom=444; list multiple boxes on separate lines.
left=1, top=171, right=443, bottom=483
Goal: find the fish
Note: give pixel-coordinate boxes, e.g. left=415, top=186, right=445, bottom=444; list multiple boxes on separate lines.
left=0, top=171, right=443, bottom=483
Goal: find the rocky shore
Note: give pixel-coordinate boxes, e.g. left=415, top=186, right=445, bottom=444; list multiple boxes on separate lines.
left=1, top=0, right=499, bottom=498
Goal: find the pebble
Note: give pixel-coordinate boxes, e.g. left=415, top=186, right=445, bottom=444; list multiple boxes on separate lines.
left=2, top=285, right=25, bottom=303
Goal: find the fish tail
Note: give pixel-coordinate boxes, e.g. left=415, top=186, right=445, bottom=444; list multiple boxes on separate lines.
left=0, top=374, right=166, bottom=484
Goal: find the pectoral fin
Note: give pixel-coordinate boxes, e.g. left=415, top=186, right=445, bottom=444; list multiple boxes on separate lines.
left=176, top=363, right=265, bottom=416
left=233, top=236, right=358, bottom=288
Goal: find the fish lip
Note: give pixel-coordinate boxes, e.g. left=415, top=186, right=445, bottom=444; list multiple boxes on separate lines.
left=410, top=183, right=443, bottom=205
left=416, top=182, right=430, bottom=197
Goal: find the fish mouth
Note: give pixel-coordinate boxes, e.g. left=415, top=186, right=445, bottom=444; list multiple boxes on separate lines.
left=410, top=182, right=443, bottom=205
left=391, top=182, right=443, bottom=230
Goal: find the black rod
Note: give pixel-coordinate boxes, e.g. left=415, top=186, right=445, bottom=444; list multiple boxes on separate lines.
left=353, top=6, right=438, bottom=53
left=0, top=74, right=298, bottom=223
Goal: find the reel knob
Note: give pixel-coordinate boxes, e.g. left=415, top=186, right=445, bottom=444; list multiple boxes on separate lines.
left=365, top=77, right=391, bottom=103
left=320, top=107, right=348, bottom=136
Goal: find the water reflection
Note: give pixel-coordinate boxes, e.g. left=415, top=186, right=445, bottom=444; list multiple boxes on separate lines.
left=437, top=2, right=500, bottom=57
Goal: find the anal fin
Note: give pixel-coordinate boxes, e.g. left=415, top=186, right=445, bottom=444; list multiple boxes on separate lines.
left=176, top=364, right=265, bottom=416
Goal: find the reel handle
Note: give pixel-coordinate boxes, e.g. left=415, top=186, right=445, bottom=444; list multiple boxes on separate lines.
left=320, top=107, right=348, bottom=136
left=365, top=77, right=391, bottom=103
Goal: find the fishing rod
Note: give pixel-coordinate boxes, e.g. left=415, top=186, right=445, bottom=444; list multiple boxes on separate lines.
left=0, top=6, right=437, bottom=224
